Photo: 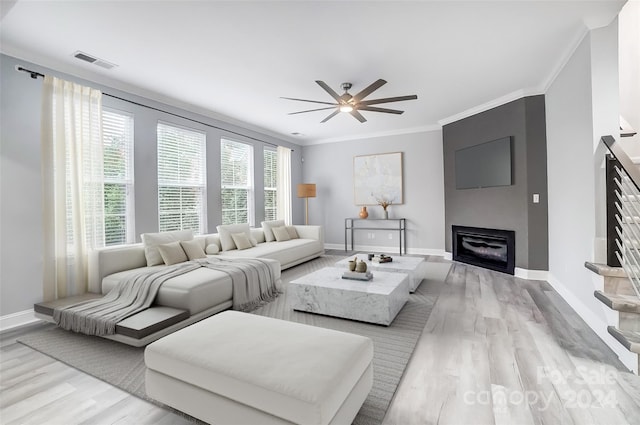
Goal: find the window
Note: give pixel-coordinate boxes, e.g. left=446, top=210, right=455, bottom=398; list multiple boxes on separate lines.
left=157, top=122, right=207, bottom=234
left=264, top=148, right=278, bottom=221
left=221, top=139, right=253, bottom=225
left=102, top=109, right=134, bottom=245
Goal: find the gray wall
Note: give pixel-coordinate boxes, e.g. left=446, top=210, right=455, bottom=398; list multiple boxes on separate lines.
left=443, top=95, right=548, bottom=270
left=546, top=22, right=636, bottom=372
left=0, top=54, right=302, bottom=316
left=301, top=131, right=445, bottom=254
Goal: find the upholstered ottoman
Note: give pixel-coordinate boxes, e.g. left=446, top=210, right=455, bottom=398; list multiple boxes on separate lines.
left=144, top=311, right=373, bottom=425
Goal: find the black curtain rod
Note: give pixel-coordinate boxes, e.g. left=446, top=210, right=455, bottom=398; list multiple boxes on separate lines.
left=16, top=66, right=289, bottom=150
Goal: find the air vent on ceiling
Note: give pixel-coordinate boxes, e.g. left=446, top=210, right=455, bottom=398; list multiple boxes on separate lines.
left=73, top=51, right=117, bottom=70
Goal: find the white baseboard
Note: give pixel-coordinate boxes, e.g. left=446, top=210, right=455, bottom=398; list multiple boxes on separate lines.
left=324, top=243, right=445, bottom=257
left=546, top=273, right=638, bottom=374
left=0, top=309, right=40, bottom=333
left=514, top=268, right=549, bottom=280
left=443, top=251, right=452, bottom=260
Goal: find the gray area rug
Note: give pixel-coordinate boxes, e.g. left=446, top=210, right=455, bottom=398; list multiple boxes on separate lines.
left=18, top=255, right=451, bottom=425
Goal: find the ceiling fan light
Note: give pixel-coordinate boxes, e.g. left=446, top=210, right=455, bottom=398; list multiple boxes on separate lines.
left=339, top=105, right=353, bottom=113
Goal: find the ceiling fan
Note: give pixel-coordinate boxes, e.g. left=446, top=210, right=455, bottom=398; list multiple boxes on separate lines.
left=282, top=79, right=418, bottom=123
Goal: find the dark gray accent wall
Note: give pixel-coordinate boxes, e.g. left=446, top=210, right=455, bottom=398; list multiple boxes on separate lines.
left=524, top=96, right=549, bottom=270
left=443, top=95, right=548, bottom=270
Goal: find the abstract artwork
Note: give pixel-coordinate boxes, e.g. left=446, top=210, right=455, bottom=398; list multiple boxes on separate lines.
left=353, top=152, right=403, bottom=205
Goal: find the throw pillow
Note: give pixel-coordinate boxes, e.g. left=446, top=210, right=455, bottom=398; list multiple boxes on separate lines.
left=180, top=239, right=206, bottom=260
left=231, top=232, right=253, bottom=250
left=272, top=226, right=291, bottom=242
left=141, top=230, right=194, bottom=266
left=216, top=223, right=256, bottom=251
left=157, top=241, right=188, bottom=265
left=205, top=243, right=220, bottom=255
left=261, top=220, right=285, bottom=242
left=286, top=226, right=299, bottom=239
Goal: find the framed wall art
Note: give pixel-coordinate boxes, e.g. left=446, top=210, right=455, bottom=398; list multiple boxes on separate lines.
left=353, top=152, right=403, bottom=206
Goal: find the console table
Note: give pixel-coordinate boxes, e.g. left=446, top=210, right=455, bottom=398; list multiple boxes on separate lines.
left=344, top=218, right=406, bottom=255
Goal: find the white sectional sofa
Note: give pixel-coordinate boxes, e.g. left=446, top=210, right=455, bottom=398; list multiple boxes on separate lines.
left=34, top=224, right=324, bottom=347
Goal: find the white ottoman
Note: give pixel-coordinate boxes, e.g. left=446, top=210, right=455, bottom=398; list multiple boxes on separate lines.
left=145, top=311, right=373, bottom=425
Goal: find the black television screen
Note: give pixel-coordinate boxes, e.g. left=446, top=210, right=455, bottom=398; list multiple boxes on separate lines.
left=455, top=137, right=512, bottom=189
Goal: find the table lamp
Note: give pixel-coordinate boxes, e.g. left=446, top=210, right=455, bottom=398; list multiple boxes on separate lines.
left=297, top=183, right=316, bottom=225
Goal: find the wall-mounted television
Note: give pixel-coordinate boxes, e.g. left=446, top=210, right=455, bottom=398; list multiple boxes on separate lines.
left=455, top=136, right=512, bottom=189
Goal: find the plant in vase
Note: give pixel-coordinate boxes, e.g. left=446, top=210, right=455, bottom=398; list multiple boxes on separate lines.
left=374, top=196, right=393, bottom=219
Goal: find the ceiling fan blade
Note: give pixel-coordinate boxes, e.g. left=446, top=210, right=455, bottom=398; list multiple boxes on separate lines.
left=359, top=95, right=418, bottom=106
left=289, top=107, right=336, bottom=115
left=281, top=97, right=337, bottom=106
left=358, top=106, right=404, bottom=114
left=352, top=79, right=387, bottom=103
left=315, top=80, right=342, bottom=102
left=350, top=110, right=367, bottom=123
left=320, top=110, right=340, bottom=123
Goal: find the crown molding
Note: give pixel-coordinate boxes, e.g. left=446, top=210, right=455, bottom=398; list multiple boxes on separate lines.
left=437, top=88, right=543, bottom=127
left=538, top=26, right=590, bottom=94
left=306, top=124, right=442, bottom=146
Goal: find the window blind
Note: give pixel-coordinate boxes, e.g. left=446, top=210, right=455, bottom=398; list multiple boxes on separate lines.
left=158, top=122, right=207, bottom=234
left=102, top=109, right=134, bottom=245
left=264, top=148, right=278, bottom=221
left=221, top=139, right=253, bottom=225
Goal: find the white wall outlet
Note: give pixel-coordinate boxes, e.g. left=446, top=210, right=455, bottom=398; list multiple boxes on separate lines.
left=388, top=233, right=393, bottom=240
left=533, top=193, right=540, bottom=203
left=372, top=233, right=375, bottom=239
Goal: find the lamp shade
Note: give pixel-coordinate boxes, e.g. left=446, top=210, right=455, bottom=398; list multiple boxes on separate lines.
left=297, top=183, right=316, bottom=198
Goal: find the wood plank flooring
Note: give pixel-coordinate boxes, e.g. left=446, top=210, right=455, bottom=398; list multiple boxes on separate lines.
left=2, top=256, right=640, bottom=424
left=382, top=261, right=640, bottom=425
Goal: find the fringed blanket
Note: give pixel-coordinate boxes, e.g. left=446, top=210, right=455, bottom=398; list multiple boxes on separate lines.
left=53, top=257, right=279, bottom=336
left=197, top=257, right=279, bottom=311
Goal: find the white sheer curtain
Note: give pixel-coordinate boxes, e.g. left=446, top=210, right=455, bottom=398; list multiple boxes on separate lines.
left=276, top=146, right=292, bottom=224
left=41, top=76, right=104, bottom=301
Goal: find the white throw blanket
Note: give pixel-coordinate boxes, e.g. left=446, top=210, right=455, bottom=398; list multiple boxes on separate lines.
left=53, top=257, right=279, bottom=336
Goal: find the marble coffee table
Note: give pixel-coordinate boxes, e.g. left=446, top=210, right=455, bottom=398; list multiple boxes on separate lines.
left=335, top=254, right=427, bottom=292
left=290, top=267, right=409, bottom=326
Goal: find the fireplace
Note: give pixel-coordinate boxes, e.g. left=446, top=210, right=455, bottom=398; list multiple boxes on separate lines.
left=452, top=226, right=515, bottom=275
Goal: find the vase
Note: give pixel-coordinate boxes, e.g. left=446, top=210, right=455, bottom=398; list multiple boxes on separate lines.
left=348, top=260, right=357, bottom=271
left=359, top=206, right=369, bottom=219
left=383, top=209, right=389, bottom=219
left=356, top=260, right=368, bottom=273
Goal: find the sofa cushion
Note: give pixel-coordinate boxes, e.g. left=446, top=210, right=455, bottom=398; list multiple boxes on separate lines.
left=158, top=242, right=188, bottom=265
left=205, top=244, right=219, bottom=255
left=216, top=224, right=256, bottom=251
left=144, top=311, right=373, bottom=425
left=231, top=232, right=253, bottom=250
left=261, top=220, right=285, bottom=242
left=286, top=226, right=299, bottom=239
left=181, top=240, right=207, bottom=260
left=220, top=238, right=323, bottom=268
left=250, top=228, right=266, bottom=244
left=102, top=267, right=233, bottom=315
left=141, top=230, right=193, bottom=266
left=205, top=234, right=222, bottom=251
left=102, top=259, right=282, bottom=314
left=272, top=226, right=291, bottom=242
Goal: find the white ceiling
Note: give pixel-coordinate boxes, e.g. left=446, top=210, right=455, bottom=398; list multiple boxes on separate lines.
left=0, top=0, right=625, bottom=145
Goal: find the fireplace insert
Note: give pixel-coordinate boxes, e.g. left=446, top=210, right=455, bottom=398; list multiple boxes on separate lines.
left=452, top=225, right=515, bottom=275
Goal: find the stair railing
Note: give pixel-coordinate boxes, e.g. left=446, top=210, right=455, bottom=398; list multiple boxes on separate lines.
left=602, top=135, right=640, bottom=297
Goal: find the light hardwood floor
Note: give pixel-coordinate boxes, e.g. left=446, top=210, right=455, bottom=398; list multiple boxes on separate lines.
left=2, top=257, right=640, bottom=424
